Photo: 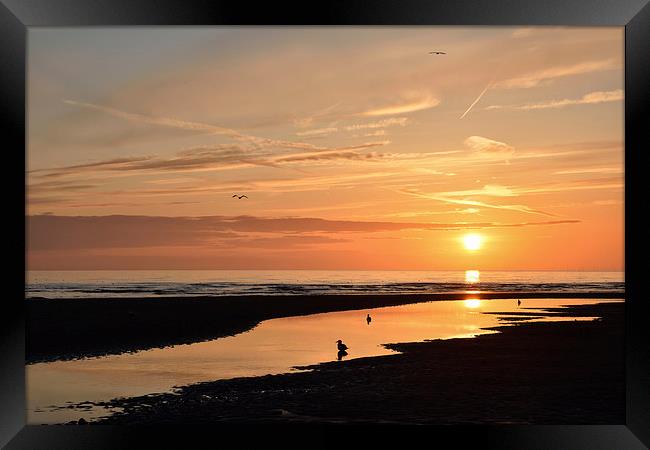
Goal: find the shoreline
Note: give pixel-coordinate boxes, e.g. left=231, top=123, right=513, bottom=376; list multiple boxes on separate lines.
left=89, top=302, right=624, bottom=425
left=27, top=292, right=623, bottom=364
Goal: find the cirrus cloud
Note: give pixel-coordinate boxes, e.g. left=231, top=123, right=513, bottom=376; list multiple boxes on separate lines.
left=491, top=59, right=618, bottom=89
left=464, top=136, right=515, bottom=162
left=27, top=214, right=581, bottom=251
left=362, top=92, right=440, bottom=117
left=486, top=89, right=623, bottom=111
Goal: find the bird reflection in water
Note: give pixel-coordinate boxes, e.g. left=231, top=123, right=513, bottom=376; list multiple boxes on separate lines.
left=337, top=350, right=348, bottom=361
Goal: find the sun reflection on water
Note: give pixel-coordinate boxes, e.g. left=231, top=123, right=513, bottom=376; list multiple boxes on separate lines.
left=464, top=299, right=481, bottom=309
left=465, top=270, right=480, bottom=283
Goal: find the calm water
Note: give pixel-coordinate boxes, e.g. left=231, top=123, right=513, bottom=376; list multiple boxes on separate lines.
left=26, top=298, right=620, bottom=424
left=26, top=270, right=624, bottom=298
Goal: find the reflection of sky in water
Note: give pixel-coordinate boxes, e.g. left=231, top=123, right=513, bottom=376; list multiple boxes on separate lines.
left=27, top=298, right=621, bottom=424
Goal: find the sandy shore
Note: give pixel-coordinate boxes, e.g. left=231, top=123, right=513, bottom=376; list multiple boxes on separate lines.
left=87, top=302, right=624, bottom=425
left=27, top=292, right=622, bottom=363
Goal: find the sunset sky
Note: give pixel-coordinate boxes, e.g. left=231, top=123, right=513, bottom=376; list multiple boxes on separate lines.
left=27, top=27, right=624, bottom=270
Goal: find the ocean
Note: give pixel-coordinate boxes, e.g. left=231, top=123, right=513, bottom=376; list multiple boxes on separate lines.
left=26, top=270, right=625, bottom=298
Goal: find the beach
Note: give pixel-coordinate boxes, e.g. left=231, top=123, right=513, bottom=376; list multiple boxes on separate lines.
left=85, top=301, right=624, bottom=425
left=26, top=292, right=622, bottom=364
left=23, top=23, right=628, bottom=434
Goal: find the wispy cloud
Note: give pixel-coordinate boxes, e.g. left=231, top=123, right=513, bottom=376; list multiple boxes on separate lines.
left=295, top=127, right=339, bottom=137
left=63, top=100, right=243, bottom=138
left=30, top=145, right=271, bottom=178
left=492, top=60, right=617, bottom=89
left=292, top=102, right=342, bottom=128
left=344, top=117, right=409, bottom=130
left=362, top=93, right=440, bottom=116
left=30, top=138, right=392, bottom=181
left=554, top=167, right=623, bottom=175
left=294, top=117, right=409, bottom=138
left=27, top=214, right=581, bottom=251
left=273, top=150, right=387, bottom=164
left=63, top=100, right=382, bottom=156
left=28, top=179, right=99, bottom=193
left=33, top=157, right=154, bottom=176
left=383, top=207, right=481, bottom=219
left=593, top=199, right=622, bottom=206
left=487, top=89, right=623, bottom=111
left=436, top=185, right=516, bottom=198
left=398, top=187, right=556, bottom=217
left=464, top=136, right=515, bottom=162
left=517, top=177, right=623, bottom=194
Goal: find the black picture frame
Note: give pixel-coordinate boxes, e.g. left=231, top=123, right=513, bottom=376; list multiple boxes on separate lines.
left=2, top=1, right=648, bottom=448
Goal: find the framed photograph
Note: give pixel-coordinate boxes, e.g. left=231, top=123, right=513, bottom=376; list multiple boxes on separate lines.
left=2, top=0, right=649, bottom=448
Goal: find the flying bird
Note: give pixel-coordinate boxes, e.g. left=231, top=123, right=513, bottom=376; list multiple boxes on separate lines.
left=429, top=51, right=446, bottom=55
left=232, top=194, right=248, bottom=199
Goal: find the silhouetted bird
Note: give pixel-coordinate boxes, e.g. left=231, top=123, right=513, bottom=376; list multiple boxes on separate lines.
left=336, top=340, right=348, bottom=352
left=366, top=314, right=372, bottom=325
left=429, top=51, right=446, bottom=55
left=232, top=194, right=248, bottom=199
left=517, top=299, right=521, bottom=307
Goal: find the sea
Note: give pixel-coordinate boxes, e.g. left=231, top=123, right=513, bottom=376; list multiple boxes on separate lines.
left=26, top=270, right=625, bottom=298
left=26, top=269, right=625, bottom=423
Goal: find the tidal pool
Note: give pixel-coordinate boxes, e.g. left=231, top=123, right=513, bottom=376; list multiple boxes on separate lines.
left=27, top=298, right=617, bottom=423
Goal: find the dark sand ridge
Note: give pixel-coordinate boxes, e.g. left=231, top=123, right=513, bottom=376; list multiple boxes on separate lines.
left=85, top=302, right=624, bottom=425
left=27, top=292, right=622, bottom=364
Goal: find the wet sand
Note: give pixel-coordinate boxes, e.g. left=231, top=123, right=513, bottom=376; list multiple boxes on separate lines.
left=27, top=292, right=621, bottom=363
left=88, top=302, right=624, bottom=425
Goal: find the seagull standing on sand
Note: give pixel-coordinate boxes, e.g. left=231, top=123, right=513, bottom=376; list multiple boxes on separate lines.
left=366, top=314, right=372, bottom=325
left=517, top=299, right=521, bottom=307
left=336, top=340, right=349, bottom=361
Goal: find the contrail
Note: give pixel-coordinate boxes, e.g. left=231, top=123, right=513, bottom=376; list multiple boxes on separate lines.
left=460, top=82, right=491, bottom=119
left=459, top=59, right=506, bottom=119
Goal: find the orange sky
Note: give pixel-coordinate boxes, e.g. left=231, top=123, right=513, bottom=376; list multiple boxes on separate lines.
left=26, top=27, right=624, bottom=270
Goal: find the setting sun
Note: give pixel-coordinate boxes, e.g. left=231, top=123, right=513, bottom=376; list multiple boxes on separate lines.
left=463, top=234, right=483, bottom=251
left=22, top=25, right=626, bottom=429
